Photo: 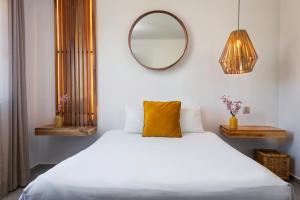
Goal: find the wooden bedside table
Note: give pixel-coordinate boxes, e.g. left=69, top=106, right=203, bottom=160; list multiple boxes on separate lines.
left=220, top=125, right=288, bottom=139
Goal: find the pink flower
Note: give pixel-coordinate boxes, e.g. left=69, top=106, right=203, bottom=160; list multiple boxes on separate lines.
left=221, top=95, right=242, bottom=116
left=57, top=94, right=70, bottom=115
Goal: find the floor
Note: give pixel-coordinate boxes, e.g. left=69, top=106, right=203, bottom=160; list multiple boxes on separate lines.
left=3, top=165, right=300, bottom=200
left=3, top=165, right=54, bottom=200
left=294, top=180, right=300, bottom=200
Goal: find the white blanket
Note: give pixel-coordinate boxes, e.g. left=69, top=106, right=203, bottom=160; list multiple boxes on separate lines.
left=20, top=130, right=294, bottom=200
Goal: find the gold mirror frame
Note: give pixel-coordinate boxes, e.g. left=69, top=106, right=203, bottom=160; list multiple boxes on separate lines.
left=128, top=10, right=188, bottom=70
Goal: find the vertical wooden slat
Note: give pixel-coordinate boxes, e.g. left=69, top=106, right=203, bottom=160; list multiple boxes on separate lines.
left=85, top=0, right=90, bottom=126
left=68, top=0, right=72, bottom=125
left=76, top=0, right=82, bottom=126
left=81, top=1, right=86, bottom=126
left=62, top=0, right=66, bottom=123
left=89, top=0, right=94, bottom=124
left=85, top=0, right=91, bottom=125
left=74, top=0, right=77, bottom=126
left=80, top=0, right=84, bottom=126
left=59, top=0, right=64, bottom=120
left=65, top=0, right=69, bottom=124
left=55, top=0, right=59, bottom=114
left=73, top=0, right=76, bottom=125
left=67, top=0, right=71, bottom=125
left=91, top=0, right=97, bottom=125
left=69, top=0, right=72, bottom=125
left=54, top=0, right=59, bottom=114
left=88, top=0, right=92, bottom=125
left=74, top=0, right=78, bottom=125
left=81, top=0, right=84, bottom=126
left=65, top=0, right=69, bottom=125
left=85, top=0, right=88, bottom=126
left=70, top=0, right=75, bottom=125
left=70, top=0, right=73, bottom=125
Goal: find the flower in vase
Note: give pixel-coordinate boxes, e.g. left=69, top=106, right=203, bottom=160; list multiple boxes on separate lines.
left=221, top=95, right=242, bottom=117
left=57, top=94, right=70, bottom=115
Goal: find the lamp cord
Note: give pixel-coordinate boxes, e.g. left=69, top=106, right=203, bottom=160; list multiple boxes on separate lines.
left=238, top=0, right=240, bottom=30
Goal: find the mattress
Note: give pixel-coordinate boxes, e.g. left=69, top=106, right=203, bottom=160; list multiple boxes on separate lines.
left=19, top=130, right=294, bottom=200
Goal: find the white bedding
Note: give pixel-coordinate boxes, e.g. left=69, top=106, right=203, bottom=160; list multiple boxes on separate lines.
left=20, top=130, right=294, bottom=200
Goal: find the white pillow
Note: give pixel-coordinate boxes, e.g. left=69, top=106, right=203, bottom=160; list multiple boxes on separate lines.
left=124, top=104, right=144, bottom=133
left=124, top=104, right=205, bottom=133
left=180, top=107, right=205, bottom=133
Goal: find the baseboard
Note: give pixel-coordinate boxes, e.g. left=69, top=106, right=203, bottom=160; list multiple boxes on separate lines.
left=290, top=173, right=300, bottom=183
left=30, top=164, right=56, bottom=171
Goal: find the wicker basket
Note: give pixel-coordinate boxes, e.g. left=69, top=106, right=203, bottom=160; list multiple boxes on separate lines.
left=254, top=149, right=290, bottom=181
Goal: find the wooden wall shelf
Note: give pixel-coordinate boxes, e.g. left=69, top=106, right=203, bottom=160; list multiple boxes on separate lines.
left=220, top=125, right=288, bottom=139
left=35, top=125, right=97, bottom=136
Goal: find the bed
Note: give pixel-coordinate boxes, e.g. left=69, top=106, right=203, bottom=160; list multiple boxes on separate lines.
left=19, top=130, right=294, bottom=200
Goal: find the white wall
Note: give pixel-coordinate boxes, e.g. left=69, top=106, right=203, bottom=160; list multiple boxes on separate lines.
left=24, top=0, right=281, bottom=167
left=24, top=0, right=55, bottom=167
left=279, top=0, right=300, bottom=177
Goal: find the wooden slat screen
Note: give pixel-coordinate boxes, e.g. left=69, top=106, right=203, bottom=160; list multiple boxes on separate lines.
left=55, top=0, right=97, bottom=126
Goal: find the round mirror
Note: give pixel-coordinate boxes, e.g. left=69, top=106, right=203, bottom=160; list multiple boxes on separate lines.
left=129, top=11, right=188, bottom=70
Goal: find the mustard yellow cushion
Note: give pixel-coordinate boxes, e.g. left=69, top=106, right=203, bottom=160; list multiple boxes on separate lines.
left=143, top=101, right=182, bottom=138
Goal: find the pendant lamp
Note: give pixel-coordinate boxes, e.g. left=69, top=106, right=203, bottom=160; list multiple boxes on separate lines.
left=219, top=0, right=258, bottom=74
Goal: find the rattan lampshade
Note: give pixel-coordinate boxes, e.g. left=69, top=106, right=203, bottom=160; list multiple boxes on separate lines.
left=219, top=29, right=258, bottom=74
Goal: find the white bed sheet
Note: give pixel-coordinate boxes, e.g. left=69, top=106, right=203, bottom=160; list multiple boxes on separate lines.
left=20, top=130, right=294, bottom=200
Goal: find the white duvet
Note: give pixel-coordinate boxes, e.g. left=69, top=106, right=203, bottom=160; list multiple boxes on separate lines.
left=20, top=130, right=294, bottom=200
